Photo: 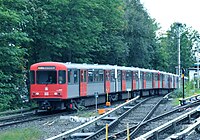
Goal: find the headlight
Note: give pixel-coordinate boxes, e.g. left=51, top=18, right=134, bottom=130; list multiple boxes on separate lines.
left=54, top=92, right=58, bottom=95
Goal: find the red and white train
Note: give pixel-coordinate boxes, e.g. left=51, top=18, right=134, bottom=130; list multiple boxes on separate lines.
left=30, top=62, right=178, bottom=110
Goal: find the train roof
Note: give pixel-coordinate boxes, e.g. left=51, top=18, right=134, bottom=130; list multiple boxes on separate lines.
left=31, top=62, right=178, bottom=77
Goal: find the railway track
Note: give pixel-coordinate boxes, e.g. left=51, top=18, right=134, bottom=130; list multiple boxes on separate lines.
left=0, top=107, right=37, bottom=117
left=46, top=96, right=140, bottom=140
left=134, top=105, right=200, bottom=140
left=0, top=111, right=35, bottom=127
left=0, top=98, right=127, bottom=130
left=46, top=95, right=169, bottom=140
left=91, top=96, right=163, bottom=140
left=46, top=93, right=200, bottom=140
left=2, top=94, right=200, bottom=140
left=0, top=109, right=73, bottom=128
left=105, top=97, right=200, bottom=140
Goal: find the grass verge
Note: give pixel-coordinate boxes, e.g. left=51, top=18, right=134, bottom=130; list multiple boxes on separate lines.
left=171, top=81, right=200, bottom=106
left=0, top=127, right=41, bottom=140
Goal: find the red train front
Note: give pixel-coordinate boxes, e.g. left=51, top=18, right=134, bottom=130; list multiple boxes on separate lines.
left=30, top=62, right=67, bottom=110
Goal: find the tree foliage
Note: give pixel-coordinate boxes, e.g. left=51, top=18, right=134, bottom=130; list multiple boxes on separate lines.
left=0, top=0, right=197, bottom=110
left=0, top=0, right=30, bottom=110
left=124, top=0, right=158, bottom=68
left=158, top=23, right=196, bottom=74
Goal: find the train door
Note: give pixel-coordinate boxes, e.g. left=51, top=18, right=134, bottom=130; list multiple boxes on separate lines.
left=118, top=70, right=122, bottom=91
left=169, top=76, right=172, bottom=88
left=132, top=71, right=137, bottom=90
left=122, top=71, right=126, bottom=91
left=126, top=71, right=132, bottom=90
left=168, top=76, right=171, bottom=88
left=152, top=73, right=155, bottom=88
left=104, top=70, right=111, bottom=93
left=162, top=74, right=165, bottom=88
left=67, top=69, right=79, bottom=98
left=142, top=72, right=146, bottom=89
left=158, top=73, right=160, bottom=88
left=80, top=69, right=87, bottom=96
left=173, top=76, right=176, bottom=88
left=58, top=70, right=67, bottom=99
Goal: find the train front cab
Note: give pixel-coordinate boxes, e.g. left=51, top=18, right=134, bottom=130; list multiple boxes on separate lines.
left=30, top=62, right=67, bottom=110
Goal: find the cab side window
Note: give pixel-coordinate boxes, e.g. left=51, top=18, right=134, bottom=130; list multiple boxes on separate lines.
left=59, top=70, right=66, bottom=84
left=30, top=70, right=35, bottom=84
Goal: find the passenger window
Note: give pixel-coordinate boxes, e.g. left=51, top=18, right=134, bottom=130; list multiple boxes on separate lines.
left=68, top=70, right=71, bottom=83
left=88, top=70, right=94, bottom=83
left=141, top=72, right=144, bottom=80
left=146, top=73, right=151, bottom=81
left=74, top=70, right=78, bottom=83
left=94, top=70, right=99, bottom=82
left=99, top=70, right=104, bottom=82
left=59, top=70, right=66, bottom=84
left=80, top=70, right=84, bottom=82
left=106, top=71, right=110, bottom=81
left=135, top=72, right=139, bottom=80
left=118, top=71, right=121, bottom=82
left=84, top=71, right=87, bottom=82
left=126, top=71, right=131, bottom=81
left=163, top=75, right=165, bottom=80
left=111, top=70, right=115, bottom=82
left=122, top=71, right=126, bottom=80
left=30, top=71, right=35, bottom=84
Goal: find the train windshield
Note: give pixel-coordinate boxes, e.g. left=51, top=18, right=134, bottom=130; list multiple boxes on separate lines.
left=36, top=70, right=57, bottom=84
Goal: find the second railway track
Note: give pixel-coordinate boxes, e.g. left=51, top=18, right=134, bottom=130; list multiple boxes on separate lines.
left=46, top=94, right=170, bottom=140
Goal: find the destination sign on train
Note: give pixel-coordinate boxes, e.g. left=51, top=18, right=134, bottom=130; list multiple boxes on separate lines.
left=38, top=66, right=56, bottom=70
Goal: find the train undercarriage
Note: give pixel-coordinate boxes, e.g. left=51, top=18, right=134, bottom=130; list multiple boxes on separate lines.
left=34, top=88, right=174, bottom=111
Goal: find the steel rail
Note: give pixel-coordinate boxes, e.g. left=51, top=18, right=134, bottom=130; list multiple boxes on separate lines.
left=0, top=111, right=35, bottom=122
left=0, top=116, right=46, bottom=127
left=170, top=116, right=200, bottom=140
left=85, top=97, right=154, bottom=140
left=134, top=106, right=200, bottom=140
left=103, top=96, right=200, bottom=140
left=0, top=110, right=71, bottom=128
left=0, top=107, right=37, bottom=116
left=46, top=96, right=140, bottom=140
left=102, top=96, right=163, bottom=140
left=128, top=96, right=164, bottom=140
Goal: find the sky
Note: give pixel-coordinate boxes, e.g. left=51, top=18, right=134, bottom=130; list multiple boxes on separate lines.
left=140, top=0, right=200, bottom=33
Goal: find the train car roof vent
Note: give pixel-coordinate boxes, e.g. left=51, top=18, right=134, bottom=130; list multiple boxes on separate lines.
left=66, top=62, right=71, bottom=64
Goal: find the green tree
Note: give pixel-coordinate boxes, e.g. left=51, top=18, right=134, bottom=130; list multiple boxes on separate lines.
left=0, top=0, right=30, bottom=111
left=124, top=0, right=158, bottom=68
left=25, top=0, right=126, bottom=65
left=90, top=0, right=126, bottom=65
left=158, top=23, right=196, bottom=74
